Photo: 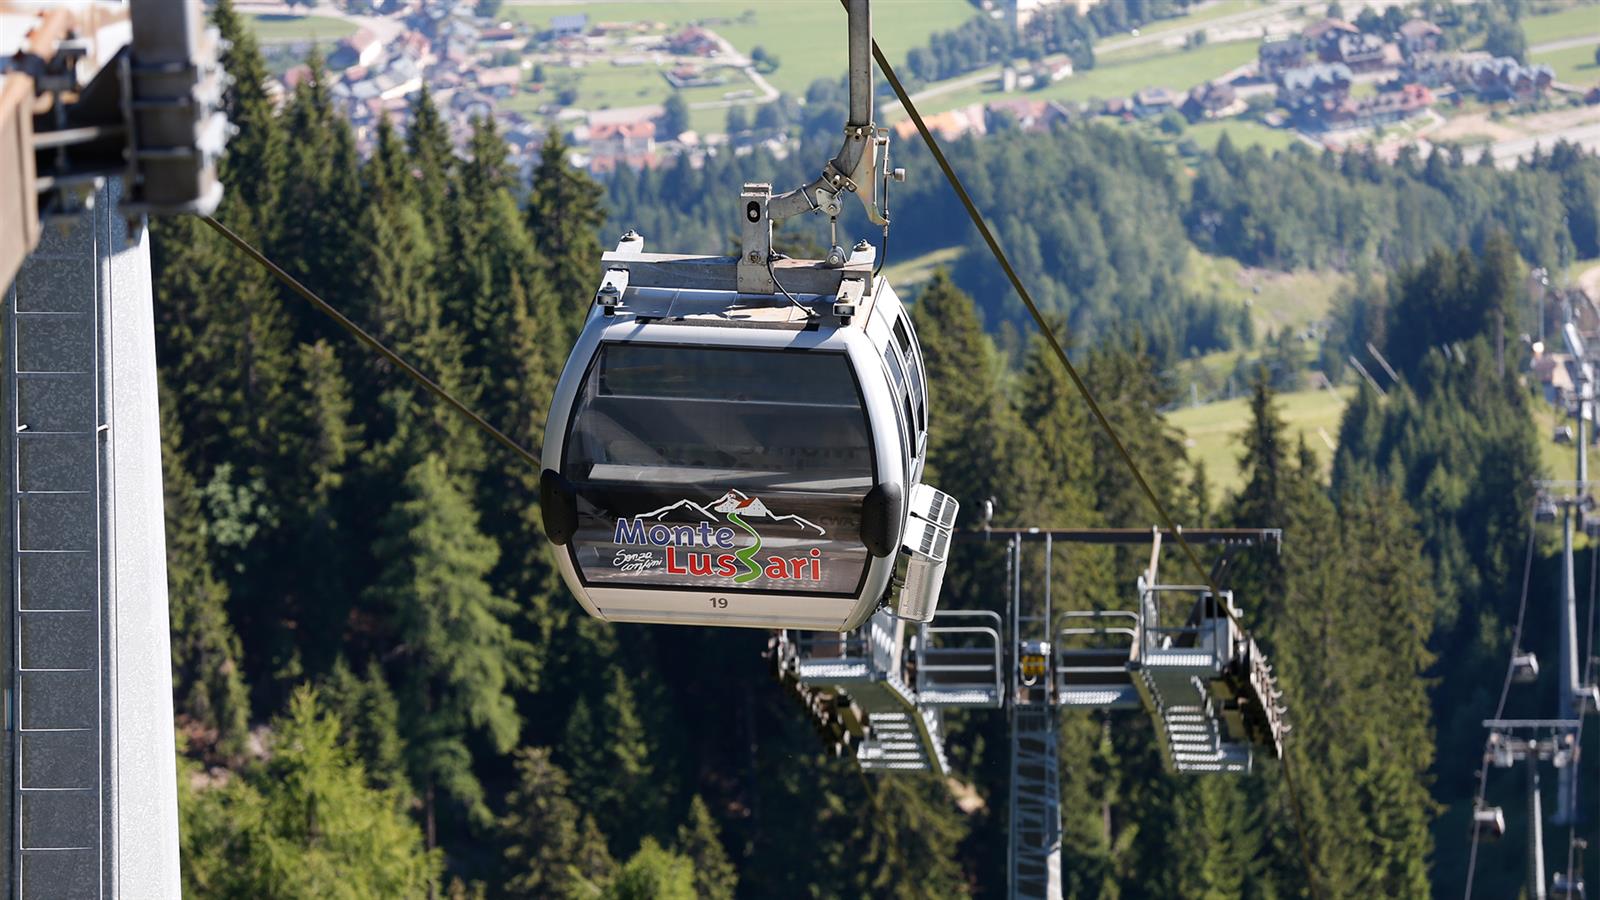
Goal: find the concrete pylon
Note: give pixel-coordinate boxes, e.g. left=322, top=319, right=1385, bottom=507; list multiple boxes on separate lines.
left=1, top=179, right=180, bottom=897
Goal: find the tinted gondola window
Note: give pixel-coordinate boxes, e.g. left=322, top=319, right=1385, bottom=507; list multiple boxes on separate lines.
left=563, top=344, right=876, bottom=596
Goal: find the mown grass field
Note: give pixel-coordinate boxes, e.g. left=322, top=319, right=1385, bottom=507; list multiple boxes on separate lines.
left=1169, top=386, right=1355, bottom=502
left=898, top=39, right=1259, bottom=119
left=244, top=13, right=357, bottom=43
left=1180, top=248, right=1357, bottom=341
left=1520, top=3, right=1600, bottom=48
left=1533, top=390, right=1580, bottom=480
left=1531, top=42, right=1600, bottom=85
left=503, top=1, right=978, bottom=95
left=501, top=63, right=754, bottom=123
left=881, top=245, right=964, bottom=290
left=1180, top=118, right=1301, bottom=155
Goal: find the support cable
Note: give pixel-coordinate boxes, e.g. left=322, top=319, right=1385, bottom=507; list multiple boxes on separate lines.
left=200, top=215, right=542, bottom=470
left=860, top=17, right=1324, bottom=898
left=1463, top=504, right=1539, bottom=899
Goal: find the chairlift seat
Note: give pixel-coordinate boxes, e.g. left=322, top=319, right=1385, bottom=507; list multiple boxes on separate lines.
left=1472, top=805, right=1506, bottom=842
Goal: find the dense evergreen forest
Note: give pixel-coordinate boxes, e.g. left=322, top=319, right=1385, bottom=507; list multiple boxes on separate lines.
left=152, top=3, right=1600, bottom=897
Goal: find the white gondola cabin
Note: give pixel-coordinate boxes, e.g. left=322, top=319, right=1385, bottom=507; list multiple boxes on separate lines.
left=540, top=238, right=956, bottom=631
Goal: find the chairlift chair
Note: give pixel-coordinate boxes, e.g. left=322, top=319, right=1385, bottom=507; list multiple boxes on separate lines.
left=1556, top=425, right=1575, bottom=445
left=1553, top=872, right=1586, bottom=900
left=1512, top=651, right=1540, bottom=685
left=1472, top=804, right=1506, bottom=842
left=1538, top=498, right=1561, bottom=524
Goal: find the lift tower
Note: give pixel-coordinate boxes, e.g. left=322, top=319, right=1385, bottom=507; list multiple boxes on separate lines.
left=1481, top=318, right=1600, bottom=898
left=774, top=527, right=1289, bottom=900
left=2, top=2, right=227, bottom=894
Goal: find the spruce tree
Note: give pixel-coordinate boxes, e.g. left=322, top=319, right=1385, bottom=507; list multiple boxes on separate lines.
left=161, top=382, right=251, bottom=757
left=365, top=454, right=530, bottom=836
left=277, top=50, right=364, bottom=328
left=562, top=666, right=661, bottom=854
left=604, top=839, right=696, bottom=900
left=675, top=796, right=737, bottom=900
left=210, top=0, right=286, bottom=225
left=527, top=129, right=606, bottom=337
left=320, top=658, right=410, bottom=798
left=499, top=746, right=615, bottom=898
left=407, top=86, right=455, bottom=252
left=179, top=688, right=442, bottom=897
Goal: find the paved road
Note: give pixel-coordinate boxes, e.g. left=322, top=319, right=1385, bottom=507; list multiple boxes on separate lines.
left=690, top=29, right=779, bottom=113
left=1531, top=34, right=1600, bottom=54
left=1490, top=120, right=1600, bottom=168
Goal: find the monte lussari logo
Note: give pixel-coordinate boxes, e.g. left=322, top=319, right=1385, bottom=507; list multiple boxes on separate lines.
left=613, top=490, right=825, bottom=584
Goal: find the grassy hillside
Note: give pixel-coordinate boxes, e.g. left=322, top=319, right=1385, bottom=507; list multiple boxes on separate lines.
left=1169, top=385, right=1355, bottom=502
left=503, top=0, right=978, bottom=95
left=1520, top=3, right=1600, bottom=47
left=244, top=13, right=357, bottom=43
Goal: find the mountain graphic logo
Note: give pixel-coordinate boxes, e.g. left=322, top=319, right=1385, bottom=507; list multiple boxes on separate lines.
left=633, top=490, right=825, bottom=584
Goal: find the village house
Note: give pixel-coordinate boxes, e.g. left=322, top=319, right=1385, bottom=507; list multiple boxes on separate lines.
left=1182, top=81, right=1243, bottom=122
left=475, top=65, right=523, bottom=99
left=587, top=119, right=659, bottom=174
left=1468, top=57, right=1555, bottom=102
left=892, top=103, right=988, bottom=141
left=334, top=27, right=386, bottom=70
left=664, top=65, right=725, bottom=89
left=666, top=26, right=720, bottom=58
left=1330, top=32, right=1398, bottom=73
left=1402, top=52, right=1554, bottom=101
left=548, top=14, right=588, bottom=39
left=1277, top=62, right=1352, bottom=109
left=1258, top=36, right=1309, bottom=81
left=1317, top=83, right=1434, bottom=131
left=1396, top=19, right=1443, bottom=57
left=1132, top=86, right=1178, bottom=118
left=985, top=98, right=1073, bottom=132
left=1304, top=17, right=1360, bottom=61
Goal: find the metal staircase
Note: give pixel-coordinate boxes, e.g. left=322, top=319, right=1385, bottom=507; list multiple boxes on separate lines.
left=776, top=610, right=949, bottom=775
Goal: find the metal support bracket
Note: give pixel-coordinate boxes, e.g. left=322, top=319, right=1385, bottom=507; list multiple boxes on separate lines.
left=738, top=183, right=774, bottom=295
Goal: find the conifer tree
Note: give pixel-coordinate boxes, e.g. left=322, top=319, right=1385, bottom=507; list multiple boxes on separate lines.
left=320, top=658, right=410, bottom=797
left=527, top=129, right=606, bottom=337
left=209, top=0, right=286, bottom=226
left=604, top=839, right=696, bottom=900
left=675, top=796, right=737, bottom=900
left=161, top=382, right=251, bottom=757
left=407, top=86, right=455, bottom=252
left=365, top=454, right=529, bottom=837
left=562, top=665, right=661, bottom=854
left=852, top=776, right=970, bottom=899
left=179, top=688, right=442, bottom=897
left=278, top=51, right=363, bottom=313
left=499, top=746, right=615, bottom=898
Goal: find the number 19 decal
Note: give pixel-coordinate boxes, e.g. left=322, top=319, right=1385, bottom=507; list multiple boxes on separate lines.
left=708, top=597, right=729, bottom=609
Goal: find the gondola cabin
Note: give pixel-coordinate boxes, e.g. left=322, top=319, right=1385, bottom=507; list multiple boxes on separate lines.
left=541, top=235, right=956, bottom=631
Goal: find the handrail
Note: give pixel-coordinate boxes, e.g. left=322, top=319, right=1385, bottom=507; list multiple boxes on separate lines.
left=1058, top=627, right=1138, bottom=640
left=916, top=614, right=1002, bottom=697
